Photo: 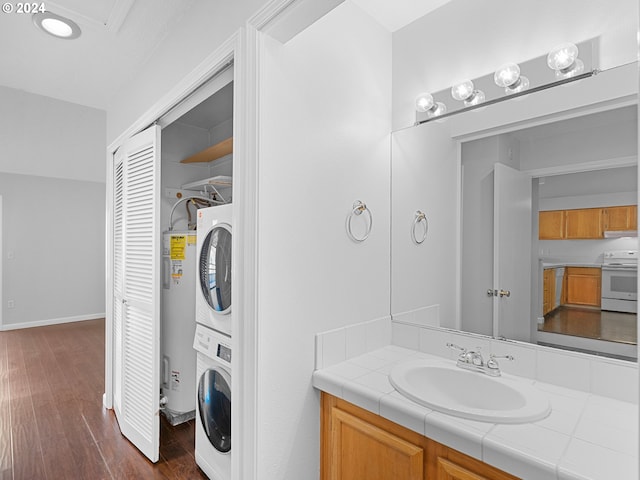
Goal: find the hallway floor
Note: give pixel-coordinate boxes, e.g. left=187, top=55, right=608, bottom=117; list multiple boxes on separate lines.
left=0, top=319, right=206, bottom=480
left=539, top=306, right=637, bottom=345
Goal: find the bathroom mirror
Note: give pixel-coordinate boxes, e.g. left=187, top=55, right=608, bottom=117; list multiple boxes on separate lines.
left=390, top=0, right=638, bottom=361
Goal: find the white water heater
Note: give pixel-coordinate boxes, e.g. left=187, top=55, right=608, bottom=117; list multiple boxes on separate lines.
left=161, top=230, right=197, bottom=425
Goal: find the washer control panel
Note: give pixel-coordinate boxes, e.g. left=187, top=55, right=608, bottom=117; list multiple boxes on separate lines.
left=193, top=324, right=231, bottom=368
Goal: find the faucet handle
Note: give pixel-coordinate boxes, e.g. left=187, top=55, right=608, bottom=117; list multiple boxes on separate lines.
left=487, top=353, right=514, bottom=370
left=446, top=342, right=466, bottom=354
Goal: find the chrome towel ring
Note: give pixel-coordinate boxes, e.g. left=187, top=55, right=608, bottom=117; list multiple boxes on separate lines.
left=346, top=200, right=373, bottom=243
left=412, top=210, right=428, bottom=244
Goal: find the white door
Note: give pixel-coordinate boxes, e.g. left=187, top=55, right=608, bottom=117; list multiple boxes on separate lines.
left=113, top=150, right=124, bottom=418
left=116, top=124, right=161, bottom=462
left=493, top=163, right=532, bottom=342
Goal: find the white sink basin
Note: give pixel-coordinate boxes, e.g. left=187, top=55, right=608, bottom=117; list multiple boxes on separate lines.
left=389, top=359, right=551, bottom=424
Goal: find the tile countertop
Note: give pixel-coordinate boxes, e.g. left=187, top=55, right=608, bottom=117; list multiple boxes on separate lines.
left=312, top=345, right=638, bottom=480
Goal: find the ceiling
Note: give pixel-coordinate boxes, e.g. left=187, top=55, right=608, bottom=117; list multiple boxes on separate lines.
left=0, top=0, right=448, bottom=111
left=0, top=0, right=195, bottom=110
left=351, top=0, right=452, bottom=32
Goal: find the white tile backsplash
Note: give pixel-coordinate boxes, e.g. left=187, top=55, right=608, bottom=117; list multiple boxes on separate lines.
left=537, top=349, right=591, bottom=392
left=314, top=316, right=392, bottom=370
left=316, top=317, right=638, bottom=404
left=590, top=358, right=639, bottom=403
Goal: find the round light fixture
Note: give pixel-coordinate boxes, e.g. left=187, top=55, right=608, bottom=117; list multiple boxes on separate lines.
left=494, top=63, right=521, bottom=88
left=547, top=43, right=579, bottom=71
left=451, top=80, right=475, bottom=101
left=415, top=92, right=434, bottom=112
left=33, top=12, right=81, bottom=39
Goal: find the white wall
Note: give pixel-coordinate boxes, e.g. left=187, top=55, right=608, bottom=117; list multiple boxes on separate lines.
left=0, top=87, right=106, bottom=330
left=257, top=2, right=391, bottom=477
left=0, top=86, right=106, bottom=183
left=392, top=0, right=638, bottom=131
left=106, top=0, right=268, bottom=144
left=0, top=173, right=106, bottom=329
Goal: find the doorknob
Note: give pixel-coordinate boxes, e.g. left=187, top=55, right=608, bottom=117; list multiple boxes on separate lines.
left=499, top=289, right=511, bottom=297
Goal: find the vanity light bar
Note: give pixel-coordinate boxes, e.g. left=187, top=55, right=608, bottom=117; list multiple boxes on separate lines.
left=415, top=39, right=596, bottom=125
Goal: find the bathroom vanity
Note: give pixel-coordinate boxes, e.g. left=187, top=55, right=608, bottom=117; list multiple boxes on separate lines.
left=313, top=340, right=638, bottom=480
left=321, top=392, right=518, bottom=480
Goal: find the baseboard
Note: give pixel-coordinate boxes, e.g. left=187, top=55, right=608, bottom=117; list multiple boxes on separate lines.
left=0, top=313, right=105, bottom=331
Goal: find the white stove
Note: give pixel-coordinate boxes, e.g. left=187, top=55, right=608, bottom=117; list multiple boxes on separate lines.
left=601, top=250, right=637, bottom=313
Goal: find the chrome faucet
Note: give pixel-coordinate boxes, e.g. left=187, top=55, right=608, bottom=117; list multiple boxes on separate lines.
left=446, top=343, right=514, bottom=377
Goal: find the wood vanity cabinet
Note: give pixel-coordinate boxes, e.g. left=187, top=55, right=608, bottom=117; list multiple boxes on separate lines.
left=603, top=205, right=637, bottom=231
left=564, top=208, right=603, bottom=239
left=321, top=392, right=519, bottom=480
left=564, top=267, right=601, bottom=307
left=539, top=210, right=565, bottom=239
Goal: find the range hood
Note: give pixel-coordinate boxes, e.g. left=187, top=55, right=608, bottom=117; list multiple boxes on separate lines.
left=604, top=230, right=638, bottom=238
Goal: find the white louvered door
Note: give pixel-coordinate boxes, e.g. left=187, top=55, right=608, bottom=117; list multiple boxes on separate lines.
left=116, top=124, right=161, bottom=462
left=113, top=149, right=124, bottom=419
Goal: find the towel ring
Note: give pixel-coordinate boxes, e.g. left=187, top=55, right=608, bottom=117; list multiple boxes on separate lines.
left=346, top=200, right=373, bottom=243
left=412, top=210, right=428, bottom=244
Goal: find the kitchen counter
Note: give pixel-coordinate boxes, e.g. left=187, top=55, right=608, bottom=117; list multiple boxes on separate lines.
left=542, top=262, right=602, bottom=269
left=312, top=345, right=638, bottom=480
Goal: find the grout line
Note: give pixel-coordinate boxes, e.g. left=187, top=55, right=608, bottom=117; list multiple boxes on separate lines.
left=81, top=413, right=115, bottom=480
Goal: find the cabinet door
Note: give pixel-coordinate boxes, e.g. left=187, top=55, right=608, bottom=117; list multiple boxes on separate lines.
left=604, top=205, right=637, bottom=231
left=329, top=408, right=424, bottom=480
left=322, top=393, right=427, bottom=480
left=543, top=269, right=555, bottom=315
left=565, top=208, right=603, bottom=239
left=565, top=267, right=601, bottom=307
left=539, top=210, right=565, bottom=239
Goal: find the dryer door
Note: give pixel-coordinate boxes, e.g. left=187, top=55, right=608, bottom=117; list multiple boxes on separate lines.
left=198, top=368, right=231, bottom=453
left=199, top=224, right=232, bottom=314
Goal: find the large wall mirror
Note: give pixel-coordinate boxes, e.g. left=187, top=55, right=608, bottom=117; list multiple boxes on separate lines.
left=390, top=0, right=638, bottom=362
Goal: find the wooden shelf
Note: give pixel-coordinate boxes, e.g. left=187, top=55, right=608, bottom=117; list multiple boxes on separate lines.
left=180, top=137, right=233, bottom=164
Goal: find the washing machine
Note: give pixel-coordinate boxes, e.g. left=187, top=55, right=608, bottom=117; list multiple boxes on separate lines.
left=196, top=204, right=233, bottom=337
left=193, top=323, right=231, bottom=480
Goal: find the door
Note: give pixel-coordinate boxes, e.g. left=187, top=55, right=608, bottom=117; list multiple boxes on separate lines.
left=114, top=124, right=161, bottom=462
left=493, top=163, right=532, bottom=342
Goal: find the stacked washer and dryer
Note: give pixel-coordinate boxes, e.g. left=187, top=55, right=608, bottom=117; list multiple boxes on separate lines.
left=193, top=203, right=233, bottom=480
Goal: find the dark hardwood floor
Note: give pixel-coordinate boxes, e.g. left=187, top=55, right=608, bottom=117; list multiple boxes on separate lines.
left=0, top=318, right=207, bottom=480
left=539, top=306, right=637, bottom=344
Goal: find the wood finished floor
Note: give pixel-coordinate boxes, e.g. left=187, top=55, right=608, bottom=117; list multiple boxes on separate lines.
left=0, top=318, right=207, bottom=480
left=539, top=306, right=637, bottom=344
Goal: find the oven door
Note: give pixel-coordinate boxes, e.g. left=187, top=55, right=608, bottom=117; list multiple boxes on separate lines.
left=601, top=266, right=637, bottom=301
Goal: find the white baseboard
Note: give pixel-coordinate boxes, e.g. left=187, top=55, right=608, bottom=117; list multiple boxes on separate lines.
left=0, top=313, right=105, bottom=331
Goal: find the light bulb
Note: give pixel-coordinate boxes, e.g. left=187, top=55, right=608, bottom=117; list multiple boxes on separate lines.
left=505, top=75, right=530, bottom=95
left=451, top=80, right=474, bottom=101
left=554, top=58, right=585, bottom=79
left=494, top=63, right=521, bottom=88
left=415, top=92, right=434, bottom=112
left=547, top=43, right=579, bottom=71
left=427, top=102, right=447, bottom=118
left=463, top=90, right=485, bottom=107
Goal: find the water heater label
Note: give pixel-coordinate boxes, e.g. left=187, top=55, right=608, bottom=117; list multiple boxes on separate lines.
left=170, top=235, right=187, bottom=260
left=171, top=260, right=183, bottom=283
left=171, top=370, right=181, bottom=391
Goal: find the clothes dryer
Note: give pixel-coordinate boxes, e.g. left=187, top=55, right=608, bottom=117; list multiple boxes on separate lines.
left=193, top=324, right=231, bottom=480
left=196, top=204, right=233, bottom=336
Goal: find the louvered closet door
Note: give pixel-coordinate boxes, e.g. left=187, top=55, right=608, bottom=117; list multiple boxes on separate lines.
left=118, top=124, right=161, bottom=462
left=113, top=150, right=124, bottom=419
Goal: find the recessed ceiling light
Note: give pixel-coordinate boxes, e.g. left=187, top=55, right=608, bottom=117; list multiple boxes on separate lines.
left=32, top=12, right=81, bottom=40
